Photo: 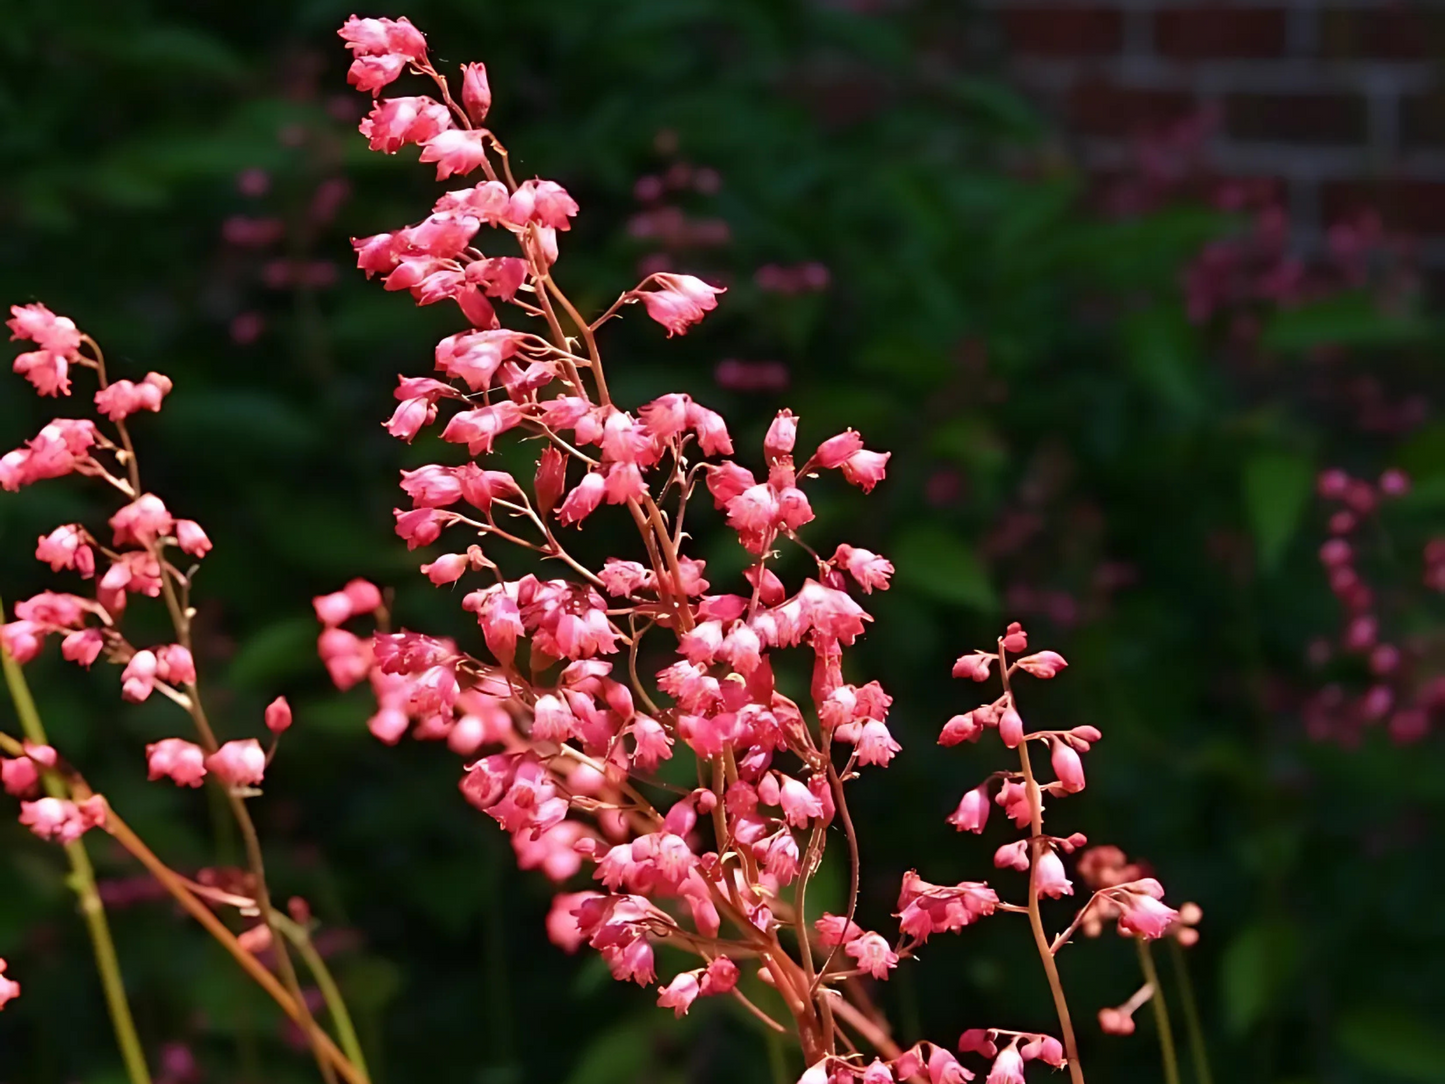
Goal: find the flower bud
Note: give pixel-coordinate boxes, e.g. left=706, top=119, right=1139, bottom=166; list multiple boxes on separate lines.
left=764, top=409, right=797, bottom=461
left=461, top=62, right=491, bottom=124
left=535, top=446, right=567, bottom=517
left=265, top=696, right=293, bottom=734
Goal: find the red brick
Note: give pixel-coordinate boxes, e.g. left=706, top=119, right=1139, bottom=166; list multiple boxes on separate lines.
left=1401, top=93, right=1445, bottom=150
left=1322, top=179, right=1445, bottom=236
left=1225, top=93, right=1367, bottom=145
left=1319, top=8, right=1445, bottom=60
left=1069, top=79, right=1194, bottom=137
left=1154, top=8, right=1288, bottom=59
left=1000, top=6, right=1124, bottom=57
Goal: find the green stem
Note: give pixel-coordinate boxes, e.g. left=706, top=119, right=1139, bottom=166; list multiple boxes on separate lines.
left=1, top=597, right=152, bottom=1084
left=275, top=916, right=373, bottom=1084
left=1168, top=939, right=1214, bottom=1084
left=1136, top=938, right=1181, bottom=1084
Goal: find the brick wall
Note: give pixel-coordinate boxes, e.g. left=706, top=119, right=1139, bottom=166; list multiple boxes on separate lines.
left=985, top=1, right=1445, bottom=265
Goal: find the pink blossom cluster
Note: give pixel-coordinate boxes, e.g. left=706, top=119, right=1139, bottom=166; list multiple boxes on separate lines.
left=0, top=18, right=1194, bottom=1081
left=309, top=20, right=1184, bottom=1082
left=1303, top=467, right=1438, bottom=745
left=0, top=296, right=293, bottom=859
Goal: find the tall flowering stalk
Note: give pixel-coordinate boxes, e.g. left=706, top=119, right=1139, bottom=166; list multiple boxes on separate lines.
left=0, top=15, right=1196, bottom=1084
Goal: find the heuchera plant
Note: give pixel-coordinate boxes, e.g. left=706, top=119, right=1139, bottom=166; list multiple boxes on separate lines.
left=0, top=17, right=1200, bottom=1084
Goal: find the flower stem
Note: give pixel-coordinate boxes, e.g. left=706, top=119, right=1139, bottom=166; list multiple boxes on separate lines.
left=999, top=646, right=1084, bottom=1084
left=1, top=598, right=152, bottom=1084
left=1168, top=938, right=1213, bottom=1084
left=1136, top=938, right=1181, bottom=1084
left=275, top=915, right=373, bottom=1084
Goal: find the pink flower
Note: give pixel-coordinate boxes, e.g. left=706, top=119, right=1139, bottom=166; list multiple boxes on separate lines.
left=507, top=180, right=579, bottom=231
left=948, top=784, right=991, bottom=834
left=61, top=628, right=103, bottom=667
left=636, top=274, right=724, bottom=337
left=348, top=53, right=406, bottom=94
left=1098, top=1006, right=1136, bottom=1035
left=175, top=519, right=212, bottom=558
left=35, top=524, right=92, bottom=576
left=815, top=430, right=864, bottom=468
left=1050, top=738, right=1085, bottom=793
left=13, top=350, right=71, bottom=396
left=952, top=653, right=994, bottom=682
left=1021, top=1035, right=1064, bottom=1067
left=146, top=738, right=207, bottom=787
left=939, top=712, right=984, bottom=746
left=8, top=303, right=82, bottom=356
left=815, top=912, right=863, bottom=947
left=20, top=795, right=106, bottom=844
left=120, top=650, right=158, bottom=702
left=928, top=1047, right=976, bottom=1083
left=764, top=409, right=798, bottom=459
left=421, top=552, right=469, bottom=585
left=656, top=971, right=700, bottom=1017
left=337, top=15, right=427, bottom=61
left=862, top=1060, right=894, bottom=1084
left=109, top=494, right=174, bottom=547
left=701, top=956, right=739, bottom=995
left=994, top=840, right=1030, bottom=871
left=997, top=705, right=1023, bottom=748
left=777, top=773, right=823, bottom=826
left=0, top=958, right=18, bottom=1009
left=1115, top=889, right=1178, bottom=939
left=156, top=644, right=196, bottom=686
left=205, top=739, right=266, bottom=787
left=93, top=372, right=170, bottom=422
left=1017, top=650, right=1067, bottom=679
left=419, top=130, right=490, bottom=180
left=986, top=1046, right=1025, bottom=1084
left=957, top=1030, right=997, bottom=1057
left=1035, top=849, right=1073, bottom=898
left=265, top=696, right=293, bottom=734
left=1, top=756, right=40, bottom=797
left=845, top=931, right=898, bottom=979
left=855, top=719, right=901, bottom=767
left=557, top=471, right=605, bottom=526
left=360, top=96, right=451, bottom=154
left=840, top=449, right=890, bottom=492
left=461, top=62, right=491, bottom=124
left=833, top=544, right=893, bottom=592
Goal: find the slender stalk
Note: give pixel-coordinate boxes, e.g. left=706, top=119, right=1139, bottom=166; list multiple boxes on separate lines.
left=999, top=648, right=1084, bottom=1084
left=275, top=916, right=372, bottom=1084
left=1136, top=939, right=1181, bottom=1084
left=1168, top=939, right=1214, bottom=1084
left=1, top=600, right=152, bottom=1084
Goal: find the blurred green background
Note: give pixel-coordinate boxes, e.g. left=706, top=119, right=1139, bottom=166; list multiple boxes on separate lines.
left=3, top=1, right=1444, bottom=1082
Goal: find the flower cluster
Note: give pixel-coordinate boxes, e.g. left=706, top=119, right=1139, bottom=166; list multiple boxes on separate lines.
left=0, top=17, right=1192, bottom=1083
left=309, top=19, right=1183, bottom=1083
left=1304, top=467, right=1439, bottom=746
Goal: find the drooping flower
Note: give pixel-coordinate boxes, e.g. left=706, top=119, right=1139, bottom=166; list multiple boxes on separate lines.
left=635, top=274, right=724, bottom=337
left=146, top=738, right=207, bottom=787
left=205, top=740, right=266, bottom=787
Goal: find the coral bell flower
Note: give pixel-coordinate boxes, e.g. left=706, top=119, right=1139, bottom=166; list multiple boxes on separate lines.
left=636, top=274, right=724, bottom=336
left=205, top=739, right=266, bottom=788
left=986, top=1045, right=1026, bottom=1084
left=265, top=696, right=293, bottom=734
left=845, top=932, right=899, bottom=980
left=948, top=784, right=991, bottom=834
left=146, top=738, right=207, bottom=787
